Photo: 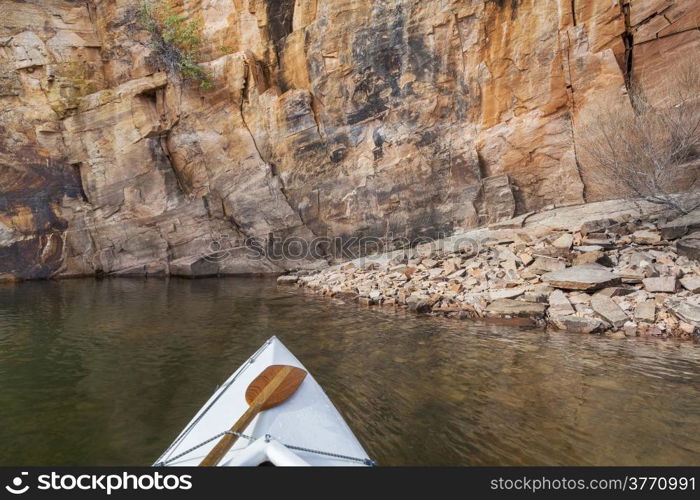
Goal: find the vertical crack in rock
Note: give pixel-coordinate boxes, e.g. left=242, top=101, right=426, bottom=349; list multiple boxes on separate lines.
left=162, top=231, right=174, bottom=273
left=560, top=28, right=586, bottom=201
left=570, top=0, right=577, bottom=26
left=308, top=93, right=324, bottom=140
left=562, top=32, right=576, bottom=110
left=70, top=163, right=89, bottom=203
left=158, top=132, right=188, bottom=196
left=239, top=60, right=266, bottom=164
left=569, top=131, right=586, bottom=201
left=218, top=199, right=248, bottom=243
left=475, top=151, right=487, bottom=181
left=84, top=0, right=96, bottom=25
left=84, top=223, right=100, bottom=274
left=239, top=57, right=318, bottom=239
left=621, top=1, right=635, bottom=94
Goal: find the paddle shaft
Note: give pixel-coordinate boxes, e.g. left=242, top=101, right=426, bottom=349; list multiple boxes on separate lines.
left=199, top=365, right=297, bottom=466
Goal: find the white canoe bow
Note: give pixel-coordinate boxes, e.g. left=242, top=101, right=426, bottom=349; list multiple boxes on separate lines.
left=154, top=336, right=373, bottom=467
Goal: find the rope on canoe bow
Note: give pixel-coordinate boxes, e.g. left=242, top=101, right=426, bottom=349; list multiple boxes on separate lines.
left=273, top=443, right=377, bottom=466
left=155, top=338, right=376, bottom=467
left=154, top=431, right=376, bottom=466
left=154, top=430, right=255, bottom=466
left=156, top=339, right=273, bottom=465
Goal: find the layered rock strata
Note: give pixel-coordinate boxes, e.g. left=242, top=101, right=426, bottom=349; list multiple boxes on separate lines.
left=1, top=1, right=698, bottom=280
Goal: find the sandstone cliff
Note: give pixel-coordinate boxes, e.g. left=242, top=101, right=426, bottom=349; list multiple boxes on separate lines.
left=1, top=0, right=698, bottom=280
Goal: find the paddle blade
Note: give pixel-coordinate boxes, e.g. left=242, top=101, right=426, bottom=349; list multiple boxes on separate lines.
left=246, top=365, right=307, bottom=410
left=198, top=365, right=307, bottom=466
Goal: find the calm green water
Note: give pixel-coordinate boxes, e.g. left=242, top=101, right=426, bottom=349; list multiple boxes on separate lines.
left=0, top=278, right=698, bottom=466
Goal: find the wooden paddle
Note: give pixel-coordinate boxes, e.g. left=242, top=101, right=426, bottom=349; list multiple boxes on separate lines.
left=198, top=364, right=307, bottom=466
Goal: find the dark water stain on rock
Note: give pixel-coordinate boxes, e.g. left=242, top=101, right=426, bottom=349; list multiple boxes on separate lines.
left=485, top=0, right=521, bottom=19
left=373, top=128, right=385, bottom=159
left=0, top=233, right=64, bottom=279
left=330, top=147, right=347, bottom=163
left=347, top=67, right=390, bottom=125
left=406, top=32, right=435, bottom=82
left=417, top=130, right=436, bottom=148
left=0, top=147, right=84, bottom=278
left=0, top=162, right=80, bottom=232
left=372, top=128, right=385, bottom=148
left=486, top=0, right=521, bottom=9
left=347, top=97, right=388, bottom=125
left=347, top=2, right=409, bottom=125
left=266, top=0, right=296, bottom=56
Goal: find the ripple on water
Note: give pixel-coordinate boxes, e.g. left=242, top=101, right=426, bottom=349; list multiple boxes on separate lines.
left=0, top=278, right=698, bottom=466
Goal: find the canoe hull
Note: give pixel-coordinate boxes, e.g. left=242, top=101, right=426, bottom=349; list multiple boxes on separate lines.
left=155, top=337, right=371, bottom=466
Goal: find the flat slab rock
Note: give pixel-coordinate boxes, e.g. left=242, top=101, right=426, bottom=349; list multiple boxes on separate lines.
left=634, top=300, right=656, bottom=323
left=542, top=264, right=621, bottom=291
left=489, top=288, right=525, bottom=300
left=170, top=256, right=220, bottom=278
left=277, top=275, right=299, bottom=285
left=667, top=299, right=700, bottom=325
left=680, top=276, right=700, bottom=293
left=485, top=299, right=546, bottom=318
left=574, top=250, right=605, bottom=266
left=591, top=294, right=629, bottom=328
left=677, top=233, right=700, bottom=262
left=642, top=276, right=677, bottom=293
left=631, top=230, right=661, bottom=245
left=597, top=286, right=636, bottom=297
left=552, top=233, right=574, bottom=249
left=550, top=315, right=607, bottom=334
left=529, top=256, right=567, bottom=274
left=659, top=209, right=700, bottom=240
left=548, top=289, right=575, bottom=316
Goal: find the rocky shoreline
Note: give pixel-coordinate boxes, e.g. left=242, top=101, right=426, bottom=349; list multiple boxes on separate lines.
left=279, top=199, right=700, bottom=340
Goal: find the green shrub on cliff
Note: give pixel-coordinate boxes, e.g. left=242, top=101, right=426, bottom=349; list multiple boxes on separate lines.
left=133, top=1, right=213, bottom=89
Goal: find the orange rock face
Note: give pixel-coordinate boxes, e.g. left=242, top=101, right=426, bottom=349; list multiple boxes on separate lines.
left=0, top=0, right=698, bottom=279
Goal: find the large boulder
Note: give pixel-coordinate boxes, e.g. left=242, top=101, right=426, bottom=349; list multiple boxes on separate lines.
left=680, top=276, right=700, bottom=293
left=659, top=209, right=700, bottom=240
left=485, top=299, right=546, bottom=319
left=548, top=290, right=575, bottom=317
left=642, top=277, right=678, bottom=293
left=543, top=264, right=621, bottom=291
left=550, top=315, right=607, bottom=334
left=277, top=275, right=299, bottom=285
left=529, top=256, right=568, bottom=274
left=489, top=288, right=526, bottom=300
left=634, top=301, right=656, bottom=323
left=666, top=299, right=700, bottom=326
left=631, top=230, right=662, bottom=245
left=169, top=256, right=220, bottom=278
left=591, top=295, right=629, bottom=328
left=677, top=233, right=700, bottom=262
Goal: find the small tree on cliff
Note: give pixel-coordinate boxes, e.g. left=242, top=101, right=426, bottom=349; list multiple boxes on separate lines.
left=129, top=1, right=212, bottom=89
left=578, top=60, right=700, bottom=215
